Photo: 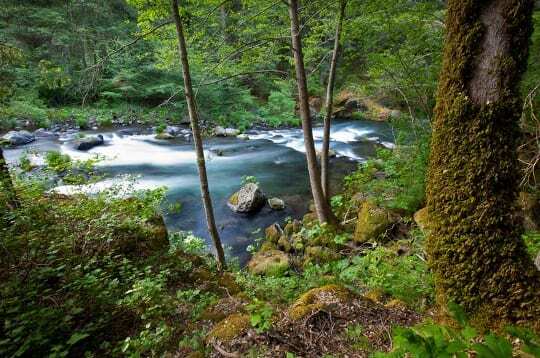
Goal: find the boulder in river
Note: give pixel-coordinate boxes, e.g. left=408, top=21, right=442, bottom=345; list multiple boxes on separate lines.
left=316, top=149, right=337, bottom=159
left=155, top=132, right=175, bottom=140
left=227, top=183, right=265, bottom=213
left=214, top=126, right=240, bottom=137
left=74, top=134, right=104, bottom=151
left=165, top=125, right=181, bottom=136
left=268, top=197, right=285, bottom=210
left=2, top=130, right=35, bottom=146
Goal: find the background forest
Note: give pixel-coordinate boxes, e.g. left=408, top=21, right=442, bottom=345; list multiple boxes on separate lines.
left=1, top=0, right=540, bottom=357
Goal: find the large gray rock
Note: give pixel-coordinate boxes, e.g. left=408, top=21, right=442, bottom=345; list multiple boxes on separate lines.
left=227, top=183, right=266, bottom=213
left=3, top=130, right=35, bottom=146
left=74, top=135, right=104, bottom=151
left=214, top=126, right=240, bottom=137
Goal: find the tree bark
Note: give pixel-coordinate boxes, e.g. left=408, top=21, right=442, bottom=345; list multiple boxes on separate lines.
left=287, top=0, right=337, bottom=225
left=0, top=147, right=18, bottom=209
left=426, top=0, right=539, bottom=328
left=171, top=0, right=226, bottom=271
left=321, top=0, right=347, bottom=200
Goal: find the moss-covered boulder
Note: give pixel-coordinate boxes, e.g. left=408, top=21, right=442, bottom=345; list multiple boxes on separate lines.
left=288, top=285, right=351, bottom=321
left=303, top=212, right=318, bottom=228
left=206, top=313, right=250, bottom=343
left=354, top=201, right=394, bottom=243
left=303, top=246, right=340, bottom=266
left=291, top=233, right=304, bottom=252
left=265, top=223, right=282, bottom=243
left=201, top=296, right=247, bottom=322
left=247, top=249, right=290, bottom=276
left=259, top=241, right=277, bottom=252
left=413, top=207, right=430, bottom=233
left=277, top=235, right=292, bottom=252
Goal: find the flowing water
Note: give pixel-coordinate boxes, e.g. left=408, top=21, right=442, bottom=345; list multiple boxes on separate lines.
left=4, top=120, right=393, bottom=263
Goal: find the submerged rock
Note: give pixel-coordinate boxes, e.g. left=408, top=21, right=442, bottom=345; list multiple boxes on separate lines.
left=74, top=134, right=104, bottom=151
left=354, top=201, right=395, bottom=243
left=227, top=183, right=265, bottom=213
left=2, top=130, right=35, bottom=146
left=268, top=197, right=285, bottom=210
left=247, top=249, right=290, bottom=276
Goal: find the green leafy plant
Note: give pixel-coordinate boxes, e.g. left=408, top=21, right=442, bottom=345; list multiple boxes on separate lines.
left=241, top=175, right=258, bottom=186
left=169, top=231, right=206, bottom=255
left=246, top=298, right=274, bottom=333
left=376, top=303, right=540, bottom=358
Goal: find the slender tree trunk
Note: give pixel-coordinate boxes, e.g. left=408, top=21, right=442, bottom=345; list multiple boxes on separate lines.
left=0, top=147, right=18, bottom=209
left=426, top=0, right=539, bottom=328
left=288, top=0, right=337, bottom=225
left=170, top=0, right=226, bottom=271
left=321, top=0, right=347, bottom=200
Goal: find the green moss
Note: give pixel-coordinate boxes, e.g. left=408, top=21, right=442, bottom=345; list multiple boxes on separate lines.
left=303, top=246, right=340, bottom=266
left=413, top=207, right=430, bottom=234
left=247, top=249, right=290, bottom=276
left=288, top=284, right=350, bottom=321
left=426, top=0, right=540, bottom=330
left=228, top=192, right=239, bottom=206
left=265, top=223, right=282, bottom=243
left=207, top=313, right=251, bottom=343
left=353, top=201, right=394, bottom=243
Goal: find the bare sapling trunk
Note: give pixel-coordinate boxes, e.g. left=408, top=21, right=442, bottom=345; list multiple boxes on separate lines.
left=288, top=0, right=337, bottom=225
left=0, top=147, right=18, bottom=209
left=321, top=0, right=347, bottom=200
left=171, top=0, right=226, bottom=270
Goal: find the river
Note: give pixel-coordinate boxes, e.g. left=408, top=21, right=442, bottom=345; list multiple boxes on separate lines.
left=4, top=120, right=394, bottom=263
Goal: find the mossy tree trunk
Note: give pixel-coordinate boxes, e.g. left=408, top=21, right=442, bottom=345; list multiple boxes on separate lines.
left=321, top=0, right=347, bottom=200
left=0, top=147, right=18, bottom=209
left=426, top=0, right=539, bottom=328
left=171, top=0, right=226, bottom=271
left=287, top=0, right=337, bottom=225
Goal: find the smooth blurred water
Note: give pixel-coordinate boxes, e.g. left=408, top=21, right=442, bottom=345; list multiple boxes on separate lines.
left=5, top=120, right=393, bottom=263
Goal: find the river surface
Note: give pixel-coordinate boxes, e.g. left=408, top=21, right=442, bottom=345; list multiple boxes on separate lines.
left=4, top=120, right=394, bottom=263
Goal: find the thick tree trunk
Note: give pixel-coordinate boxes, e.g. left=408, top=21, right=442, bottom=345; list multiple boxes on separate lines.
left=288, top=0, right=337, bottom=225
left=0, top=147, right=18, bottom=209
left=171, top=0, right=226, bottom=271
left=321, top=0, right=347, bottom=200
left=426, top=0, right=539, bottom=328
